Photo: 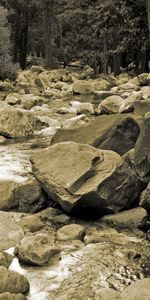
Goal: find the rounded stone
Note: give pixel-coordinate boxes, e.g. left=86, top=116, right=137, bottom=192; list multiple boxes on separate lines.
left=56, top=224, right=86, bottom=241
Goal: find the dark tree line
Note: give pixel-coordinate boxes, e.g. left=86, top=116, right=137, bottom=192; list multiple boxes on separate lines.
left=0, top=0, right=150, bottom=79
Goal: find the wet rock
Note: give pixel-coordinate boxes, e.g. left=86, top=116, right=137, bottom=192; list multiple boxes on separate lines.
left=31, top=142, right=144, bottom=215
left=121, top=278, right=150, bottom=300
left=0, top=266, right=29, bottom=294
left=0, top=293, right=27, bottom=300
left=0, top=101, right=34, bottom=137
left=0, top=211, right=24, bottom=250
left=0, top=251, right=13, bottom=268
left=51, top=114, right=140, bottom=156
left=73, top=80, right=93, bottom=94
left=16, top=232, right=59, bottom=266
left=0, top=180, right=18, bottom=210
left=56, top=224, right=85, bottom=241
left=14, top=177, right=44, bottom=213
left=134, top=117, right=150, bottom=180
left=101, top=208, right=147, bottom=230
left=19, top=215, right=44, bottom=233
left=97, top=95, right=123, bottom=115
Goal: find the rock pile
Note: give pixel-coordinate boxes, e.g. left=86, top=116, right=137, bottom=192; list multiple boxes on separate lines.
left=1, top=67, right=150, bottom=299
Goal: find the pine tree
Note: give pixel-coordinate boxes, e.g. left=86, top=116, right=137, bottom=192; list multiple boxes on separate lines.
left=0, top=4, right=18, bottom=79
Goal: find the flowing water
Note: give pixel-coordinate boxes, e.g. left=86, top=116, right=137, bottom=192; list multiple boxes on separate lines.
left=0, top=134, right=51, bottom=183
left=1, top=95, right=150, bottom=299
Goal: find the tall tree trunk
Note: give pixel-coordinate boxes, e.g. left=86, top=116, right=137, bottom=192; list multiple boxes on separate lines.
left=139, top=51, right=146, bottom=74
left=43, top=1, right=54, bottom=68
left=19, top=24, right=28, bottom=70
left=113, top=53, right=121, bottom=76
left=148, top=0, right=150, bottom=43
left=13, top=18, right=20, bottom=63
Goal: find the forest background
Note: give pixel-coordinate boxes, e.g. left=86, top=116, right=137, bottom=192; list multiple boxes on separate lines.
left=0, top=0, right=150, bottom=79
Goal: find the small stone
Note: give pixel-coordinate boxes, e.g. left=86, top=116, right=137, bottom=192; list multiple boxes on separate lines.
left=16, top=232, right=59, bottom=266
left=19, top=215, right=44, bottom=233
left=56, top=224, right=86, bottom=241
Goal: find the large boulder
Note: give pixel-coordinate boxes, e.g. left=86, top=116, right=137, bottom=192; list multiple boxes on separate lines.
left=51, top=114, right=140, bottom=156
left=0, top=266, right=29, bottom=294
left=16, top=233, right=59, bottom=266
left=0, top=102, right=34, bottom=137
left=134, top=117, right=150, bottom=180
left=31, top=142, right=144, bottom=215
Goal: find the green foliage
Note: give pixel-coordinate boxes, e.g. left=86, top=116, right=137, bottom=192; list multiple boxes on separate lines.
left=0, top=5, right=18, bottom=79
